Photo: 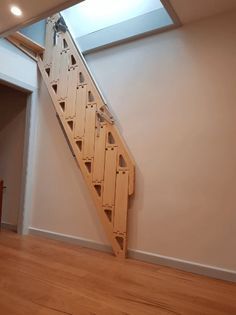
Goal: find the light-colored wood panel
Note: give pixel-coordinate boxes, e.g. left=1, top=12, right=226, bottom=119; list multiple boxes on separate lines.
left=66, top=67, right=78, bottom=119
left=83, top=104, right=96, bottom=159
left=50, top=35, right=62, bottom=83
left=57, top=50, right=69, bottom=100
left=38, top=59, right=64, bottom=117
left=103, top=147, right=117, bottom=206
left=106, top=124, right=135, bottom=195
left=44, top=19, right=54, bottom=66
left=74, top=85, right=87, bottom=139
left=114, top=171, right=129, bottom=234
left=93, top=124, right=106, bottom=182
left=65, top=33, right=105, bottom=107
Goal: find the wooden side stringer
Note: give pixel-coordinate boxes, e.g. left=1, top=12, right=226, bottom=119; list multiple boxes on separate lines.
left=38, top=15, right=135, bottom=258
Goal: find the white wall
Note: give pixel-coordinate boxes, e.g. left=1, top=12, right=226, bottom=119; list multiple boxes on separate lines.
left=84, top=10, right=236, bottom=270
left=0, top=86, right=27, bottom=225
left=30, top=10, right=236, bottom=271
left=1, top=10, right=236, bottom=272
left=0, top=39, right=38, bottom=88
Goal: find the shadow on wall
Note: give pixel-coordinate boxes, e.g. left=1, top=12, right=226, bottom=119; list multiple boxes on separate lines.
left=0, top=84, right=27, bottom=132
left=0, top=83, right=28, bottom=227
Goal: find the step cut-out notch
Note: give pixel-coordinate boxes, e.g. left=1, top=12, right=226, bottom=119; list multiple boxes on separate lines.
left=104, top=209, right=112, bottom=222
left=119, top=154, right=127, bottom=167
left=108, top=132, right=115, bottom=144
left=63, top=38, right=68, bottom=49
left=85, top=161, right=92, bottom=173
left=76, top=140, right=82, bottom=151
left=94, top=184, right=101, bottom=197
left=79, top=72, right=85, bottom=83
left=115, top=236, right=124, bottom=251
left=45, top=67, right=50, bottom=77
left=88, top=91, right=94, bottom=102
left=59, top=101, right=65, bottom=112
left=71, top=54, right=76, bottom=66
left=96, top=112, right=105, bottom=123
left=52, top=84, right=57, bottom=94
left=67, top=120, right=74, bottom=131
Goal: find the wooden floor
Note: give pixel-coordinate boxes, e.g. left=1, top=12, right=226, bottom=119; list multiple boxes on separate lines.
left=0, top=230, right=235, bottom=315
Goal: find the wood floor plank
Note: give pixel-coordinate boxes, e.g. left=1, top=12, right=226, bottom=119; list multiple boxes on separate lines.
left=0, top=230, right=235, bottom=315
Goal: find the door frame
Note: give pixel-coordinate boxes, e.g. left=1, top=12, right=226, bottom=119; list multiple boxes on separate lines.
left=0, top=72, right=37, bottom=234
left=0, top=180, right=4, bottom=226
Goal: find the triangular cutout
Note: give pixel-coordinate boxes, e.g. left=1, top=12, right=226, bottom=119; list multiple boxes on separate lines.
left=76, top=140, right=82, bottom=151
left=119, top=155, right=127, bottom=167
left=88, top=91, right=94, bottom=102
left=67, top=120, right=74, bottom=131
left=115, top=236, right=124, bottom=251
left=104, top=209, right=112, bottom=222
left=59, top=101, right=65, bottom=112
left=94, top=184, right=101, bottom=197
left=45, top=67, right=50, bottom=77
left=85, top=161, right=92, bottom=173
left=63, top=38, right=68, bottom=49
left=108, top=132, right=115, bottom=144
left=52, top=84, right=57, bottom=94
left=71, top=55, right=76, bottom=65
left=79, top=72, right=85, bottom=83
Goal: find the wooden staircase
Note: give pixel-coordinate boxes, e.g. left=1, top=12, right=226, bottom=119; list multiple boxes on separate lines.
left=37, top=15, right=135, bottom=258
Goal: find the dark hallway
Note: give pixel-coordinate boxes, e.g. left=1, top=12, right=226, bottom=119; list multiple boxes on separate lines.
left=0, top=83, right=28, bottom=231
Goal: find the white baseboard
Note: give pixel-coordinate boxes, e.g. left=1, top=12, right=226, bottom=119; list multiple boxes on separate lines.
left=128, top=249, right=236, bottom=283
left=1, top=222, right=17, bottom=231
left=29, top=227, right=112, bottom=253
left=28, top=227, right=236, bottom=283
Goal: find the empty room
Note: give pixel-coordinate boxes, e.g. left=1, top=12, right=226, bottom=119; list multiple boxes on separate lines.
left=0, top=0, right=236, bottom=314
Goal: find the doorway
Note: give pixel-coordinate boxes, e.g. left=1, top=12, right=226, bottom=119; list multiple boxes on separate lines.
left=0, top=82, right=28, bottom=232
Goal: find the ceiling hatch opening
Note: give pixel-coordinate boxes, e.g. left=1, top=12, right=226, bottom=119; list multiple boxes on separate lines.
left=61, top=0, right=178, bottom=54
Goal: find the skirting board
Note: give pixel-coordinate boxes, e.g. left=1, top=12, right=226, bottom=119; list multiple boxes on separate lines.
left=29, top=227, right=113, bottom=254
left=28, top=227, right=236, bottom=283
left=1, top=222, right=17, bottom=232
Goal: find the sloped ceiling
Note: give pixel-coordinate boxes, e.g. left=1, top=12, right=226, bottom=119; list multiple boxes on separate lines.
left=0, top=0, right=236, bottom=37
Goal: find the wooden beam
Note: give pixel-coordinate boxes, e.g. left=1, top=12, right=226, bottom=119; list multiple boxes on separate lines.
left=6, top=32, right=45, bottom=61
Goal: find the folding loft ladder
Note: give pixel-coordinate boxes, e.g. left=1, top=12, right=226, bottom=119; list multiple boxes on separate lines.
left=7, top=15, right=135, bottom=258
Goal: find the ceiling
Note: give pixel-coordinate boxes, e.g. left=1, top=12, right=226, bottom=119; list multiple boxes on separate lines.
left=169, top=0, right=236, bottom=24
left=0, top=0, right=236, bottom=36
left=0, top=0, right=83, bottom=37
